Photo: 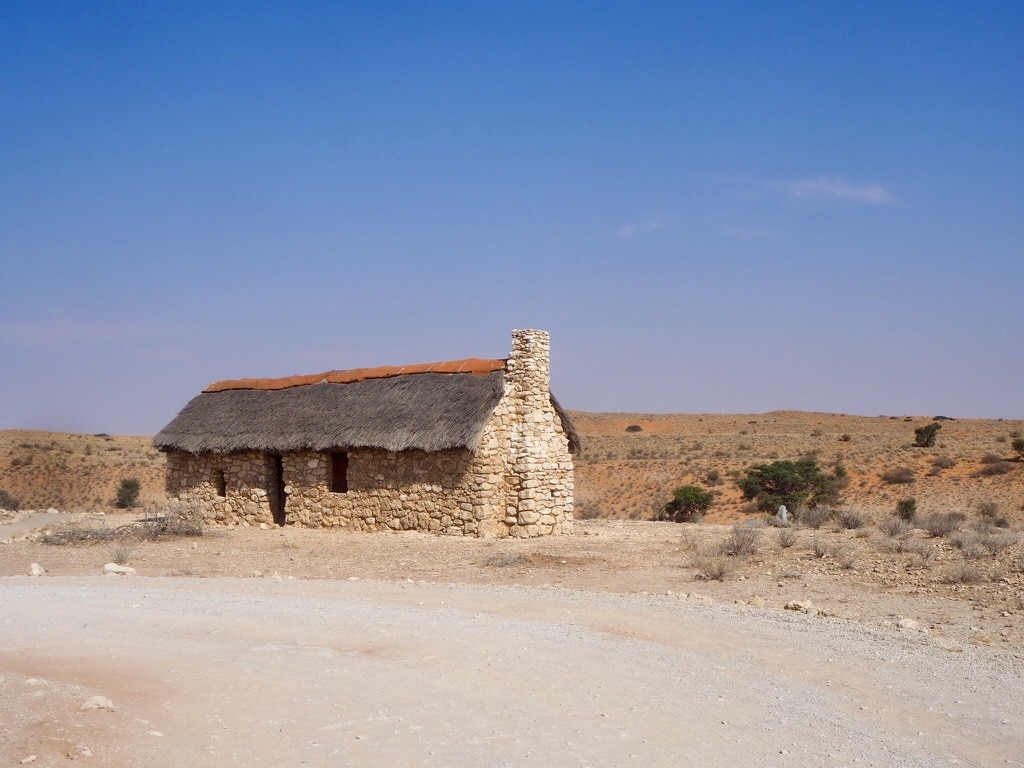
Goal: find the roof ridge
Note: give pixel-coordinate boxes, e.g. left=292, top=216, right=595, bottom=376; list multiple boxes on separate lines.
left=203, top=358, right=507, bottom=393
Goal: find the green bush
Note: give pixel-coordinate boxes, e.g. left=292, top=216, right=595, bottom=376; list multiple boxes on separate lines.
left=896, top=498, right=917, bottom=521
left=913, top=422, right=942, bottom=448
left=737, top=458, right=839, bottom=513
left=116, top=477, right=141, bottom=508
left=0, top=489, right=20, bottom=511
left=1011, top=437, right=1024, bottom=458
left=662, top=485, right=715, bottom=522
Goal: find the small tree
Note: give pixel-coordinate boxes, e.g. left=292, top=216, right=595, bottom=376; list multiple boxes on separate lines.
left=738, top=458, right=838, bottom=514
left=1011, top=437, right=1024, bottom=459
left=913, top=422, right=942, bottom=448
left=662, top=485, right=715, bottom=522
left=896, top=498, right=917, bottom=522
left=116, top=477, right=141, bottom=508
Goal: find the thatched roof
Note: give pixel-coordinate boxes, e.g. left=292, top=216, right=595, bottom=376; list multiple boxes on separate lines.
left=155, top=368, right=581, bottom=455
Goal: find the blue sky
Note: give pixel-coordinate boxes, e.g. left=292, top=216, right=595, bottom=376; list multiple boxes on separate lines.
left=2, top=1, right=1022, bottom=434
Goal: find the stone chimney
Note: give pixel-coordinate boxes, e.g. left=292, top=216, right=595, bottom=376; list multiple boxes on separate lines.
left=507, top=329, right=551, bottom=404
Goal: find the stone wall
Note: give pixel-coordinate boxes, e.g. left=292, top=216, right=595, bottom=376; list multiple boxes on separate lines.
left=165, top=450, right=278, bottom=526
left=164, top=444, right=508, bottom=536
left=162, top=328, right=574, bottom=537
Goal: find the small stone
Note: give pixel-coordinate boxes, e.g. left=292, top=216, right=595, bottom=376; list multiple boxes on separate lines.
left=20, top=756, right=36, bottom=764
left=27, top=563, right=44, bottom=577
left=748, top=595, right=767, bottom=607
left=80, top=696, right=115, bottom=711
left=784, top=600, right=814, bottom=613
left=102, top=563, right=136, bottom=576
left=897, top=617, right=920, bottom=630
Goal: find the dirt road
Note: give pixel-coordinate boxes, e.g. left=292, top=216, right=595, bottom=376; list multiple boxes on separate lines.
left=2, top=576, right=1021, bottom=767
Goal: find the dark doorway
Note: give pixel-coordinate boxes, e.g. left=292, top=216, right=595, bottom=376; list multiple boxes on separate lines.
left=331, top=451, right=349, bottom=493
left=270, top=454, right=286, bottom=526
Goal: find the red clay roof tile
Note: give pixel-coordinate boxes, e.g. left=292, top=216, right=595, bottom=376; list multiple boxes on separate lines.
left=203, top=358, right=507, bottom=393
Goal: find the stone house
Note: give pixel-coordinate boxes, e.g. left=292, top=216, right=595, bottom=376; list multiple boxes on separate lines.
left=154, top=330, right=578, bottom=537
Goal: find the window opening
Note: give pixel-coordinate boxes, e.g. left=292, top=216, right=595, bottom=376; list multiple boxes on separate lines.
left=331, top=451, right=349, bottom=493
left=215, top=471, right=227, bottom=497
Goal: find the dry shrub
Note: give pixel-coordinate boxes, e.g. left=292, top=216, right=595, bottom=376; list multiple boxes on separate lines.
left=940, top=562, right=1002, bottom=584
left=109, top=544, right=135, bottom=565
left=972, top=530, right=1018, bottom=557
left=692, top=555, right=736, bottom=581
left=810, top=537, right=830, bottom=558
left=834, top=545, right=856, bottom=569
left=976, top=460, right=1014, bottom=477
left=879, top=517, right=912, bottom=538
left=719, top=524, right=761, bottom=557
left=797, top=506, right=830, bottom=530
left=839, top=510, right=868, bottom=530
left=40, top=511, right=202, bottom=546
left=777, top=527, right=798, bottom=549
left=921, top=512, right=965, bottom=538
left=950, top=532, right=988, bottom=560
left=40, top=524, right=118, bottom=545
left=880, top=467, right=915, bottom=484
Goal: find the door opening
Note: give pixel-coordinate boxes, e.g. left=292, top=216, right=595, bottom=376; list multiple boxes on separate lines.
left=270, top=454, right=286, bottom=526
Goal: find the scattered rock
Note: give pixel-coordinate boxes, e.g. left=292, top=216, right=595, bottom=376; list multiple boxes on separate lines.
left=748, top=595, right=767, bottom=607
left=103, top=563, right=136, bottom=576
left=784, top=600, right=814, bottom=613
left=67, top=744, right=93, bottom=759
left=897, top=617, right=920, bottom=631
left=20, top=755, right=36, bottom=764
left=80, top=695, right=116, bottom=711
left=27, top=562, right=45, bottom=577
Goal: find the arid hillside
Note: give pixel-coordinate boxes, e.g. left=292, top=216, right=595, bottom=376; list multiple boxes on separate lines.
left=570, top=411, right=1024, bottom=525
left=1, top=411, right=1023, bottom=524
left=0, top=431, right=165, bottom=512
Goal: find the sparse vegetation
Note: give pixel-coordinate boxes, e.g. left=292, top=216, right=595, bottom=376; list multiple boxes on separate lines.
left=738, top=458, right=839, bottom=513
left=719, top=523, right=761, bottom=557
left=692, top=554, right=735, bottom=581
left=40, top=511, right=202, bottom=545
left=116, top=477, right=142, bottom=508
left=896, top=498, right=918, bottom=522
left=776, top=527, right=798, bottom=549
left=839, top=509, right=868, bottom=529
left=797, top=506, right=830, bottom=529
left=1012, top=437, right=1024, bottom=459
left=110, top=543, right=135, bottom=565
left=921, top=512, right=966, bottom=538
left=879, top=516, right=912, bottom=538
left=661, top=485, right=715, bottom=522
left=0, top=489, right=20, bottom=511
left=625, top=424, right=643, bottom=433
left=880, top=467, right=915, bottom=485
left=913, top=422, right=942, bottom=448
left=976, top=456, right=1014, bottom=476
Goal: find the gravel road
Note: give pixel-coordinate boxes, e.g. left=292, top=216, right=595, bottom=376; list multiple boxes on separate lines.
left=2, top=576, right=1021, bottom=767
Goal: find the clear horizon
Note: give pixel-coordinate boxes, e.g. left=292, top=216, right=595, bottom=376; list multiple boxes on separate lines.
left=2, top=2, right=1022, bottom=433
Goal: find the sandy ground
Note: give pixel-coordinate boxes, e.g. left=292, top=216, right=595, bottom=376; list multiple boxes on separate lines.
left=3, top=578, right=1023, bottom=768
left=2, top=517, right=1024, bottom=767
